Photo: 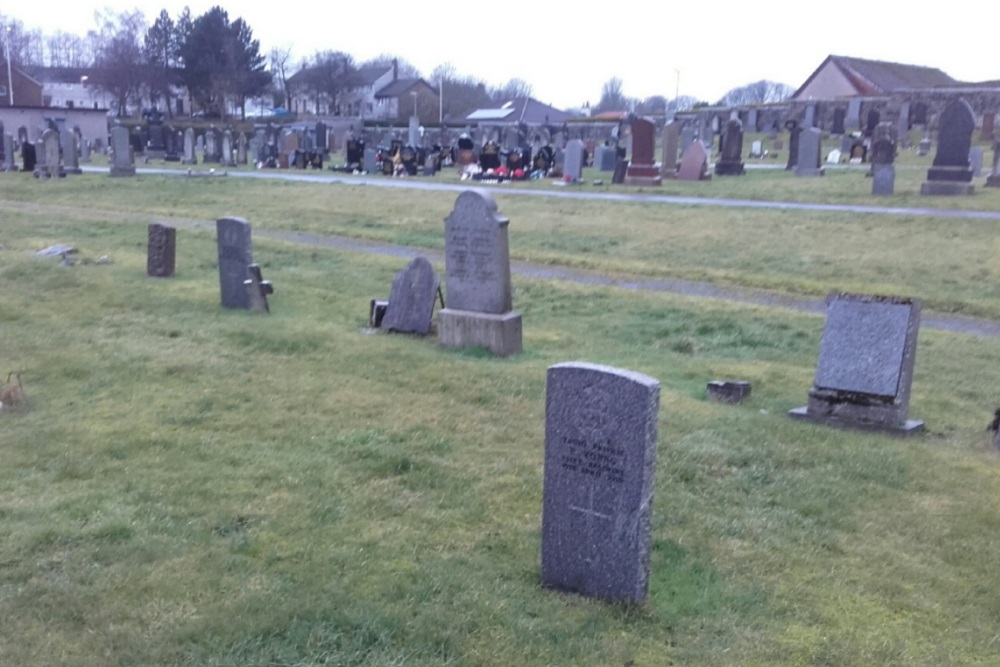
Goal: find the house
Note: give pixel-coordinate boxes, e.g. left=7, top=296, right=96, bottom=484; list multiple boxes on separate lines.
left=21, top=66, right=192, bottom=117
left=792, top=55, right=958, bottom=100
left=0, top=61, right=44, bottom=107
left=465, top=97, right=572, bottom=126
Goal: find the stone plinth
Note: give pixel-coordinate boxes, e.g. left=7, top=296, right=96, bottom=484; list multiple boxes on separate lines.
left=438, top=309, right=522, bottom=357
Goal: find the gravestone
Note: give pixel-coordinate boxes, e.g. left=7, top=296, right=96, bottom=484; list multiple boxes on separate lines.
left=382, top=256, right=441, bottom=335
left=2, top=133, right=14, bottom=171
left=846, top=99, right=862, bottom=131
left=541, top=361, right=660, bottom=604
left=746, top=109, right=758, bottom=133
left=826, top=148, right=842, bottom=164
left=831, top=107, right=846, bottom=135
left=871, top=136, right=896, bottom=196
left=676, top=141, right=710, bottom=181
left=216, top=217, right=253, bottom=309
left=595, top=146, right=616, bottom=171
left=611, top=159, right=627, bottom=185
left=625, top=118, right=661, bottom=186
left=437, top=190, right=522, bottom=357
left=237, top=132, right=247, bottom=165
left=203, top=127, right=219, bottom=163
left=42, top=129, right=61, bottom=179
left=918, top=133, right=931, bottom=156
left=563, top=139, right=585, bottom=182
left=714, top=119, right=745, bottom=176
left=660, top=121, right=680, bottom=178
left=804, top=103, right=816, bottom=128
left=680, top=125, right=695, bottom=153
left=61, top=129, right=81, bottom=174
left=749, top=140, right=763, bottom=158
left=920, top=98, right=975, bottom=195
left=221, top=130, right=235, bottom=167
left=785, top=121, right=801, bottom=170
left=789, top=293, right=923, bottom=435
left=986, top=139, right=1000, bottom=187
left=912, top=102, right=928, bottom=127
left=969, top=147, right=984, bottom=177
left=243, top=264, right=273, bottom=313
left=147, top=223, right=176, bottom=277
left=794, top=127, right=824, bottom=177
left=182, top=128, right=196, bottom=165
left=109, top=125, right=135, bottom=177
left=981, top=112, right=995, bottom=141
left=865, top=109, right=880, bottom=137
left=897, top=102, right=911, bottom=147
left=363, top=147, right=377, bottom=173
left=21, top=141, right=36, bottom=172
left=80, top=137, right=91, bottom=163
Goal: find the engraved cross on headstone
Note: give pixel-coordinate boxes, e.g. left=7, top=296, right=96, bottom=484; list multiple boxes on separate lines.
left=243, top=263, right=273, bottom=313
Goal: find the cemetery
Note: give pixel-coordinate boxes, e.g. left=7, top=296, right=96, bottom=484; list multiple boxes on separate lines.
left=5, top=71, right=1000, bottom=664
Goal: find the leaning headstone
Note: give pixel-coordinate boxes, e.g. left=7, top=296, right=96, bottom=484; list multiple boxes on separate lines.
left=147, top=223, right=176, bottom=277
left=382, top=256, right=441, bottom=335
left=541, top=361, right=660, bottom=604
left=789, top=293, right=923, bottom=435
left=920, top=98, right=975, bottom=196
left=985, top=139, right=1000, bottom=187
left=871, top=136, right=896, bottom=196
left=660, top=121, right=680, bottom=178
left=182, top=128, right=196, bottom=165
left=243, top=264, right=273, bottom=313
left=714, top=119, right=745, bottom=176
left=437, top=190, right=522, bottom=357
left=676, top=141, right=710, bottom=181
left=109, top=125, right=136, bottom=177
left=61, top=129, right=81, bottom=174
left=794, top=127, right=824, bottom=177
left=563, top=138, right=584, bottom=182
left=969, top=146, right=984, bottom=177
left=216, top=217, right=253, bottom=309
left=624, top=117, right=661, bottom=186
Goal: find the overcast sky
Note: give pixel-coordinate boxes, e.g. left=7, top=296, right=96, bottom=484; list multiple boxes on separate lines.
left=6, top=1, right=995, bottom=109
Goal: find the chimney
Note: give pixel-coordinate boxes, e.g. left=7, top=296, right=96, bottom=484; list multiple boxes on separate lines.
left=392, top=58, right=398, bottom=82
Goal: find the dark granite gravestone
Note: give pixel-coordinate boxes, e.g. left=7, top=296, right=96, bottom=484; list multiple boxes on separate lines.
left=563, top=139, right=585, bottom=182
left=382, top=256, right=441, bottom=336
left=217, top=217, right=253, bottom=309
left=109, top=125, right=135, bottom=177
left=789, top=293, right=923, bottom=435
left=625, top=117, right=661, bottom=186
left=714, top=119, right=745, bottom=176
left=612, top=159, right=628, bottom=184
left=437, top=190, right=522, bottom=356
left=831, top=107, right=846, bottom=135
left=865, top=109, right=880, bottom=137
left=794, top=128, right=824, bottom=177
left=660, top=121, right=680, bottom=179
left=21, top=142, right=36, bottom=172
left=541, top=362, right=660, bottom=604
left=147, top=223, right=176, bottom=277
left=912, top=102, right=928, bottom=127
left=676, top=141, right=710, bottom=181
left=871, top=136, right=896, bottom=196
left=920, top=98, right=975, bottom=196
left=785, top=121, right=800, bottom=171
left=243, top=263, right=273, bottom=313
left=986, top=139, right=1000, bottom=187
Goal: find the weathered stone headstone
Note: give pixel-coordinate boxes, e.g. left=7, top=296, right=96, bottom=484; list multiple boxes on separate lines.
left=60, top=129, right=80, bottom=174
left=897, top=102, right=911, bottom=148
left=243, top=263, right=273, bottom=313
left=831, top=107, right=846, bottom=135
left=714, top=119, right=745, bottom=176
left=147, top=223, right=176, bottom=278
left=804, top=103, right=816, bottom=128
left=920, top=98, right=975, bottom=195
left=676, top=141, right=710, bottom=181
left=221, top=130, right=235, bottom=167
left=363, top=147, right=377, bottom=174
left=794, top=127, right=824, bottom=177
left=182, top=128, right=196, bottom=165
left=785, top=121, right=801, bottom=171
left=981, top=112, right=995, bottom=142
left=746, top=109, right=758, bottom=133
left=625, top=117, right=661, bottom=186
left=203, top=127, right=219, bottom=163
left=237, top=133, right=247, bottom=165
left=437, top=190, right=522, bottom=357
left=969, top=146, right=984, bottom=177
left=382, top=256, right=441, bottom=335
left=563, top=138, right=585, bottom=182
left=109, top=125, right=135, bottom=177
left=541, top=361, right=660, bottom=603
left=595, top=146, right=616, bottom=172
left=680, top=125, right=695, bottom=154
left=42, top=129, right=61, bottom=179
left=986, top=139, right=1000, bottom=187
left=2, top=134, right=14, bottom=171
left=217, top=217, right=253, bottom=309
left=789, top=293, right=923, bottom=435
left=871, top=136, right=896, bottom=196
left=611, top=159, right=627, bottom=185
left=846, top=99, right=862, bottom=131
left=80, top=137, right=91, bottom=163
left=707, top=380, right=751, bottom=404
left=918, top=133, right=931, bottom=156
left=826, top=148, right=842, bottom=164
left=660, top=121, right=680, bottom=179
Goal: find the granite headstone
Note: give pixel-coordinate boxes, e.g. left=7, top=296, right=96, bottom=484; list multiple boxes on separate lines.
left=217, top=217, right=253, bottom=309
left=147, top=223, right=176, bottom=277
left=383, top=256, right=441, bottom=335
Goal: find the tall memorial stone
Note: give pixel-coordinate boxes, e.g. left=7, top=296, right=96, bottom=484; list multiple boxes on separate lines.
left=794, top=127, right=824, bottom=177
left=182, top=128, right=196, bottom=165
left=624, top=117, right=661, bottom=186
left=61, top=129, right=81, bottom=174
left=785, top=121, right=801, bottom=171
left=660, top=121, right=680, bottom=179
left=203, top=127, right=219, bottom=163
left=920, top=98, right=975, bottom=196
left=216, top=217, right=253, bottom=309
left=563, top=138, right=584, bottom=182
left=222, top=130, right=235, bottom=167
left=789, top=293, right=923, bottom=435
left=541, top=362, right=660, bottom=603
left=383, top=256, right=441, bottom=336
left=438, top=190, right=522, bottom=357
left=1, top=133, right=13, bottom=171
left=981, top=112, right=995, bottom=142
left=831, top=107, right=846, bottom=135
left=109, top=125, right=136, bottom=177
left=870, top=135, right=896, bottom=196
left=147, top=223, right=176, bottom=277
left=714, top=119, right=745, bottom=176
left=237, top=133, right=248, bottom=165
left=846, top=99, right=862, bottom=132
left=746, top=108, right=758, bottom=133
left=42, top=129, right=61, bottom=179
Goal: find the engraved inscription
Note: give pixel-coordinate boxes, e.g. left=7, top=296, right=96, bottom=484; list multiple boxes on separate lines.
left=559, top=435, right=625, bottom=485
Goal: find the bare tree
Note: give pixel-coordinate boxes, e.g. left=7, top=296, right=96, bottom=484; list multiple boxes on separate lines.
left=716, top=79, right=794, bottom=106
left=91, top=9, right=148, bottom=117
left=429, top=62, right=492, bottom=121
left=269, top=46, right=292, bottom=108
left=0, top=16, right=44, bottom=66
left=594, top=77, right=626, bottom=114
left=490, top=77, right=533, bottom=103
left=358, top=54, right=420, bottom=79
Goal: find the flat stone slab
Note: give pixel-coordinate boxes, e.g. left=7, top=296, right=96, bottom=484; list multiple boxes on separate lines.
left=788, top=407, right=924, bottom=437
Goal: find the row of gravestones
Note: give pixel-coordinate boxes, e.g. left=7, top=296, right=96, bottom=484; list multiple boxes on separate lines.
left=143, top=188, right=925, bottom=604
left=0, top=125, right=89, bottom=176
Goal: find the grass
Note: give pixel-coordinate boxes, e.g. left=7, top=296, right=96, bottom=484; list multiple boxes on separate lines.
left=3, top=173, right=1000, bottom=665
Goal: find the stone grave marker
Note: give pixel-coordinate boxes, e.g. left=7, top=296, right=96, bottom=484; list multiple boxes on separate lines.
left=920, top=98, right=975, bottom=195
left=969, top=146, right=984, bottom=177
left=42, top=129, right=61, bottom=179
left=804, top=103, right=816, bottom=128
left=714, top=119, right=745, bottom=176
left=363, top=147, right=377, bottom=173
left=2, top=133, right=13, bottom=171
left=217, top=217, right=253, bottom=309
left=80, top=137, right=91, bottom=163
left=382, top=256, right=441, bottom=335
left=61, top=129, right=81, bottom=174
left=676, top=141, right=710, bottom=181
left=147, top=223, right=176, bottom=277
left=437, top=190, right=522, bottom=357
left=832, top=107, right=846, bottom=135
left=981, top=112, right=995, bottom=142
left=243, top=264, right=273, bottom=313
left=794, top=127, right=824, bottom=177
left=541, top=361, right=660, bottom=604
left=871, top=135, right=896, bottom=196
left=182, top=128, right=196, bottom=165
left=595, top=146, right=616, bottom=172
left=203, top=127, right=219, bottom=163
left=660, top=121, right=680, bottom=178
left=897, top=102, right=911, bottom=148
left=918, top=133, right=931, bottom=156
left=237, top=133, right=247, bottom=164
left=789, top=293, right=923, bottom=435
left=625, top=117, right=661, bottom=186
left=847, top=99, right=862, bottom=131
left=826, top=148, right=842, bottom=164
left=986, top=139, right=1000, bottom=187
left=563, top=139, right=585, bottom=182
left=785, top=121, right=801, bottom=170
left=746, top=109, right=758, bottom=133
left=109, top=125, right=135, bottom=177
left=222, top=130, right=235, bottom=167
left=680, top=125, right=694, bottom=153
left=611, top=159, right=628, bottom=185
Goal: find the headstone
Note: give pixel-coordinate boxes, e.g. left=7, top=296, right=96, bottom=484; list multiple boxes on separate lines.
left=918, top=134, right=931, bottom=157
left=746, top=109, right=758, bottom=133
left=981, top=112, right=995, bottom=142
left=986, top=139, right=1000, bottom=187
left=680, top=125, right=695, bottom=153
left=1, top=134, right=13, bottom=171
left=912, top=102, right=928, bottom=127
left=182, top=128, right=196, bottom=165
left=563, top=139, right=584, bottom=181
left=541, top=361, right=660, bottom=604
left=221, top=130, right=235, bottom=167
left=595, top=146, right=616, bottom=172
left=624, top=118, right=661, bottom=186
left=870, top=135, right=896, bottom=196
left=195, top=133, right=205, bottom=159
left=408, top=116, right=420, bottom=148
left=969, top=146, right=984, bottom=177
left=840, top=134, right=855, bottom=155
left=204, top=127, right=219, bottom=163
left=706, top=380, right=752, bottom=404
left=363, top=147, right=377, bottom=174
left=831, top=107, right=846, bottom=135
left=794, top=127, right=824, bottom=177
left=920, top=98, right=975, bottom=196
left=243, top=264, right=273, bottom=313
left=804, top=103, right=816, bottom=128
left=676, top=141, right=710, bottom=181
left=611, top=159, right=627, bottom=185
left=714, top=119, right=745, bottom=176
left=789, top=293, right=923, bottom=435
left=315, top=121, right=327, bottom=154
left=865, top=109, right=880, bottom=137
left=217, top=217, right=253, bottom=309
left=749, top=140, right=763, bottom=158
left=660, top=121, right=680, bottom=178
left=785, top=121, right=801, bottom=170
left=382, top=256, right=441, bottom=335
left=437, top=190, right=522, bottom=357
left=109, top=125, right=136, bottom=177
left=897, top=102, right=911, bottom=147
left=826, top=148, right=842, bottom=164
left=42, top=129, right=61, bottom=179
left=80, top=137, right=91, bottom=163
left=61, top=129, right=80, bottom=174
left=147, top=223, right=176, bottom=277
left=846, top=99, right=862, bottom=131
left=237, top=132, right=247, bottom=165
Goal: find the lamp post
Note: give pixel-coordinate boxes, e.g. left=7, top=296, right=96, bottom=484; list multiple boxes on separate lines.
left=5, top=25, right=12, bottom=107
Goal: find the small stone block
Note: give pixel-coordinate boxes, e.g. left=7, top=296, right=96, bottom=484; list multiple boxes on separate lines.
left=920, top=181, right=975, bottom=196
left=370, top=299, right=389, bottom=328
left=706, top=381, right=751, bottom=404
left=437, top=308, right=522, bottom=357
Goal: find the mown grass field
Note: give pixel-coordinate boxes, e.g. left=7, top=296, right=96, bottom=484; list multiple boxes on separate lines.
left=2, top=171, right=1000, bottom=666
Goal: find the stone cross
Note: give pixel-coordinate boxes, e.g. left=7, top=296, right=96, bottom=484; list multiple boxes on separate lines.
left=243, top=263, right=273, bottom=313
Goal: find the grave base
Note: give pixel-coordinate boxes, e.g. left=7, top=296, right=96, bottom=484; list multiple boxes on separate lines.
left=794, top=167, right=825, bottom=177
left=788, top=407, right=924, bottom=437
left=920, top=181, right=974, bottom=196
left=438, top=308, right=522, bottom=357
left=984, top=175, right=1000, bottom=188
left=714, top=161, right=745, bottom=176
left=109, top=167, right=136, bottom=177
left=625, top=163, right=662, bottom=187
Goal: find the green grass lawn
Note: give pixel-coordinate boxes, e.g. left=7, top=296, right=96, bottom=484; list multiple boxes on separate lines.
left=2, top=174, right=1000, bottom=666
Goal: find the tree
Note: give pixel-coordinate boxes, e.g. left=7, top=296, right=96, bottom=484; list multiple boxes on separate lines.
left=143, top=10, right=176, bottom=116
left=299, top=50, right=354, bottom=115
left=594, top=77, right=626, bottom=114
left=716, top=79, right=794, bottom=106
left=0, top=16, right=45, bottom=66
left=358, top=54, right=420, bottom=79
left=429, top=62, right=492, bottom=121
left=269, top=46, right=292, bottom=107
left=91, top=9, right=148, bottom=117
left=490, top=77, right=533, bottom=103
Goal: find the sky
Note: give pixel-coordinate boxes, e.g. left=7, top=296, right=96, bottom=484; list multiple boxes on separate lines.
left=5, top=1, right=996, bottom=110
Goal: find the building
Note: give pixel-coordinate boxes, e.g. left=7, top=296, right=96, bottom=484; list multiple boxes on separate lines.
left=0, top=61, right=44, bottom=107
left=465, top=97, right=572, bottom=126
left=793, top=55, right=958, bottom=100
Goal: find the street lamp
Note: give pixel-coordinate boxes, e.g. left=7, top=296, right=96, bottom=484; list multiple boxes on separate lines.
left=5, top=25, right=12, bottom=107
